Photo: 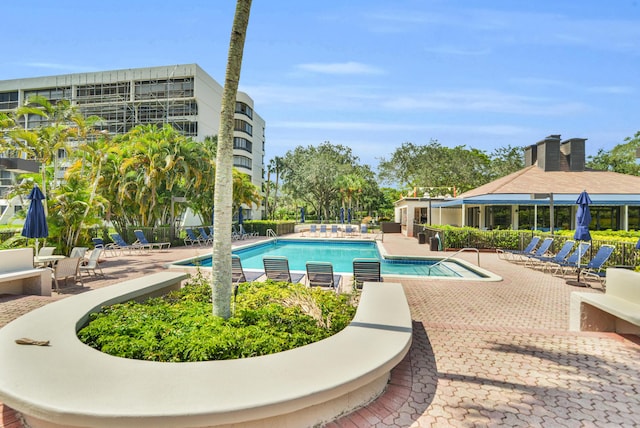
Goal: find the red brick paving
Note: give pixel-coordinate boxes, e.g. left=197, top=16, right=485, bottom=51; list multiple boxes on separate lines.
left=1, top=234, right=639, bottom=427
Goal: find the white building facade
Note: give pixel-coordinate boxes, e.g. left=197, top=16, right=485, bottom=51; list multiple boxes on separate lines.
left=0, top=64, right=265, bottom=222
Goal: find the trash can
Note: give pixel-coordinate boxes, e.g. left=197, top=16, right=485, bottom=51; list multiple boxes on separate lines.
left=418, top=232, right=426, bottom=244
left=429, top=237, right=439, bottom=251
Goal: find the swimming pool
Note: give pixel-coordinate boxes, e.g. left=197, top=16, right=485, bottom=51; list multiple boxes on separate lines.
left=170, top=239, right=500, bottom=280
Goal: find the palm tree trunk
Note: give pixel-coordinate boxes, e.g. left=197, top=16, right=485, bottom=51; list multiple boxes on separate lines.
left=212, top=0, right=252, bottom=319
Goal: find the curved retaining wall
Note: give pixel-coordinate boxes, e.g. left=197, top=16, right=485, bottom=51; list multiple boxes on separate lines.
left=0, top=272, right=412, bottom=428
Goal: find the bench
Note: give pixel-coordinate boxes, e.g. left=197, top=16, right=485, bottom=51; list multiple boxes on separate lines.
left=0, top=272, right=412, bottom=428
left=570, top=268, right=640, bottom=334
left=0, top=248, right=51, bottom=296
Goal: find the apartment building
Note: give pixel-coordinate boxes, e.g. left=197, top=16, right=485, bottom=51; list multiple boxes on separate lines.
left=0, top=64, right=265, bottom=222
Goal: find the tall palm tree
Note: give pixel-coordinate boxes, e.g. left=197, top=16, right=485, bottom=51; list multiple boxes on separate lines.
left=268, top=156, right=283, bottom=219
left=212, top=0, right=252, bottom=319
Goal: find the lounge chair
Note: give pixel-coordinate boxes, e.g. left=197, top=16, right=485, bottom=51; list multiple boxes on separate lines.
left=309, top=224, right=317, bottom=237
left=184, top=228, right=204, bottom=246
left=110, top=233, right=145, bottom=254
left=500, top=236, right=541, bottom=261
left=360, top=224, right=368, bottom=236
left=306, top=261, right=341, bottom=292
left=344, top=225, right=354, bottom=237
left=239, top=224, right=257, bottom=238
left=319, top=224, right=327, bottom=237
left=533, top=240, right=575, bottom=271
left=198, top=227, right=214, bottom=245
left=550, top=242, right=592, bottom=277
left=38, top=246, right=56, bottom=257
left=352, top=258, right=383, bottom=289
left=51, top=257, right=83, bottom=291
left=263, top=256, right=305, bottom=283
left=330, top=224, right=340, bottom=238
left=582, top=245, right=616, bottom=286
left=79, top=248, right=104, bottom=277
left=231, top=254, right=263, bottom=283
left=134, top=229, right=171, bottom=250
left=522, top=237, right=554, bottom=266
left=92, top=237, right=119, bottom=256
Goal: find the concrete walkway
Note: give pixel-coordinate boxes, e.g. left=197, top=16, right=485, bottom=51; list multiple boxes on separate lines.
left=1, top=234, right=639, bottom=427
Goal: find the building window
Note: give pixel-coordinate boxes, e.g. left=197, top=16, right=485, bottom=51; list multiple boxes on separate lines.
left=0, top=91, right=18, bottom=110
left=235, top=101, right=253, bottom=119
left=134, top=78, right=194, bottom=100
left=234, top=119, right=252, bottom=136
left=233, top=137, right=252, bottom=153
left=591, top=206, right=620, bottom=231
left=24, top=87, right=72, bottom=104
left=629, top=207, right=640, bottom=231
left=518, top=206, right=572, bottom=231
left=233, top=155, right=252, bottom=170
left=76, top=83, right=129, bottom=103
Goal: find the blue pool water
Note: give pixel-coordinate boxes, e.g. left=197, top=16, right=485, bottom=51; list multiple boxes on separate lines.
left=187, top=239, right=486, bottom=278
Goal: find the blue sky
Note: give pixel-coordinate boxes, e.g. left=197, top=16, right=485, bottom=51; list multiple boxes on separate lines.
left=2, top=1, right=639, bottom=168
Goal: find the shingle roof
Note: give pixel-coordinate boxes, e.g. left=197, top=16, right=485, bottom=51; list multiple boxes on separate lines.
left=458, top=165, right=640, bottom=198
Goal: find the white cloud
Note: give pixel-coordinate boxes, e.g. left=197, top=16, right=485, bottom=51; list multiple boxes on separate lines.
left=295, top=61, right=385, bottom=75
left=20, top=62, right=97, bottom=72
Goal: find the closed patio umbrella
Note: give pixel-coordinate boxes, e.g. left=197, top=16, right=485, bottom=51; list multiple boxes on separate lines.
left=347, top=208, right=352, bottom=224
left=340, top=207, right=345, bottom=224
left=300, top=207, right=305, bottom=223
left=21, top=184, right=48, bottom=255
left=238, top=207, right=243, bottom=225
left=568, top=190, right=592, bottom=286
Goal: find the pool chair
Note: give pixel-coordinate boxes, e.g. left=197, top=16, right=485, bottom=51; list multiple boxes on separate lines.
left=134, top=229, right=171, bottom=250
left=309, top=224, right=318, bottom=237
left=69, top=247, right=88, bottom=259
left=38, top=246, right=56, bottom=257
left=263, top=256, right=305, bottom=283
left=344, top=225, right=354, bottom=237
left=239, top=224, right=257, bottom=239
left=79, top=248, right=105, bottom=277
left=198, top=227, right=214, bottom=245
left=522, top=237, right=554, bottom=266
left=330, top=224, right=340, bottom=238
left=184, top=228, right=204, bottom=246
left=110, top=233, right=145, bottom=254
left=531, top=240, right=575, bottom=271
left=581, top=245, right=616, bottom=287
left=319, top=224, right=327, bottom=237
left=549, top=242, right=592, bottom=277
left=500, top=236, right=541, bottom=261
left=92, top=237, right=119, bottom=256
left=352, top=258, right=383, bottom=290
left=306, top=261, right=341, bottom=293
left=231, top=254, right=263, bottom=284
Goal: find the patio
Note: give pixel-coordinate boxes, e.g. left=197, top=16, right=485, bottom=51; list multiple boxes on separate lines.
left=1, top=233, right=639, bottom=427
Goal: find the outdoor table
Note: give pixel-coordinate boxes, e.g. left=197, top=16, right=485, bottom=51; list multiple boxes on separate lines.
left=34, top=255, right=66, bottom=268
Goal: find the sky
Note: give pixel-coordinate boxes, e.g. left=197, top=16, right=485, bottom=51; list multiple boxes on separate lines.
left=2, top=1, right=640, bottom=169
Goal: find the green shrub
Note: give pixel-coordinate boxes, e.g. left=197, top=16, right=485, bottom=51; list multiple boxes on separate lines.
left=77, top=273, right=357, bottom=362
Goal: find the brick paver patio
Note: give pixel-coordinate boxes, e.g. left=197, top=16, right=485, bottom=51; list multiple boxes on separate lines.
left=1, top=233, right=639, bottom=427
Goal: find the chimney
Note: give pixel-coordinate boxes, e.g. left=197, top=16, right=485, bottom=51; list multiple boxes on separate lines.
left=524, top=145, right=537, bottom=166
left=560, top=138, right=586, bottom=171
left=536, top=134, right=561, bottom=171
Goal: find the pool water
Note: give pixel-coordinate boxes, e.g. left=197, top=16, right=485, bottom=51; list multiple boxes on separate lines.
left=191, top=239, right=485, bottom=278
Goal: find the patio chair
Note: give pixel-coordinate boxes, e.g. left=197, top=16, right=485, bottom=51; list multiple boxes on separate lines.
left=360, top=224, right=368, bottom=236
left=319, top=224, right=327, bottom=237
left=38, top=246, right=56, bottom=257
left=184, top=228, right=204, bottom=246
left=550, top=242, right=592, bottom=277
left=110, top=233, right=145, bottom=254
left=51, top=257, right=83, bottom=291
left=330, top=224, right=340, bottom=238
left=134, top=229, right=171, bottom=250
left=263, top=256, right=304, bottom=283
left=522, top=237, right=554, bottom=266
left=79, top=248, right=104, bottom=277
left=232, top=254, right=263, bottom=284
left=533, top=240, right=575, bottom=271
left=309, top=224, right=317, bottom=237
left=582, top=245, right=616, bottom=286
left=500, top=236, right=541, bottom=261
left=352, top=258, right=383, bottom=289
left=69, top=247, right=88, bottom=259
left=344, top=225, right=354, bottom=237
left=239, top=224, right=257, bottom=239
left=306, top=261, right=341, bottom=292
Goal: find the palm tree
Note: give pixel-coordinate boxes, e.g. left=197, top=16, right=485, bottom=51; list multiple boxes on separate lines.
left=268, top=156, right=284, bottom=220
left=212, top=0, right=252, bottom=319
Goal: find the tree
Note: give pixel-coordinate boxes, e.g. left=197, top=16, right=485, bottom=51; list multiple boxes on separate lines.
left=267, top=156, right=284, bottom=219
left=212, top=0, right=252, bottom=319
left=487, top=145, right=525, bottom=180
left=586, top=131, right=640, bottom=176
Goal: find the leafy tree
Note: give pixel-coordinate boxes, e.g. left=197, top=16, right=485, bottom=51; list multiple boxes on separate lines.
left=487, top=145, right=524, bottom=180
left=281, top=142, right=360, bottom=220
left=212, top=0, right=252, bottom=319
left=586, top=131, right=640, bottom=176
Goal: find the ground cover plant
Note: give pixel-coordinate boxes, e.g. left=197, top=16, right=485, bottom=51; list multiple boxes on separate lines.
left=77, top=273, right=357, bottom=362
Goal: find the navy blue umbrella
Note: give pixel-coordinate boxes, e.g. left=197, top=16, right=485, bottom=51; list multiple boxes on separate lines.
left=238, top=207, right=243, bottom=225
left=636, top=238, right=640, bottom=250
left=340, top=207, right=345, bottom=224
left=21, top=184, right=48, bottom=255
left=347, top=208, right=352, bottom=224
left=300, top=207, right=305, bottom=223
left=571, top=190, right=592, bottom=285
